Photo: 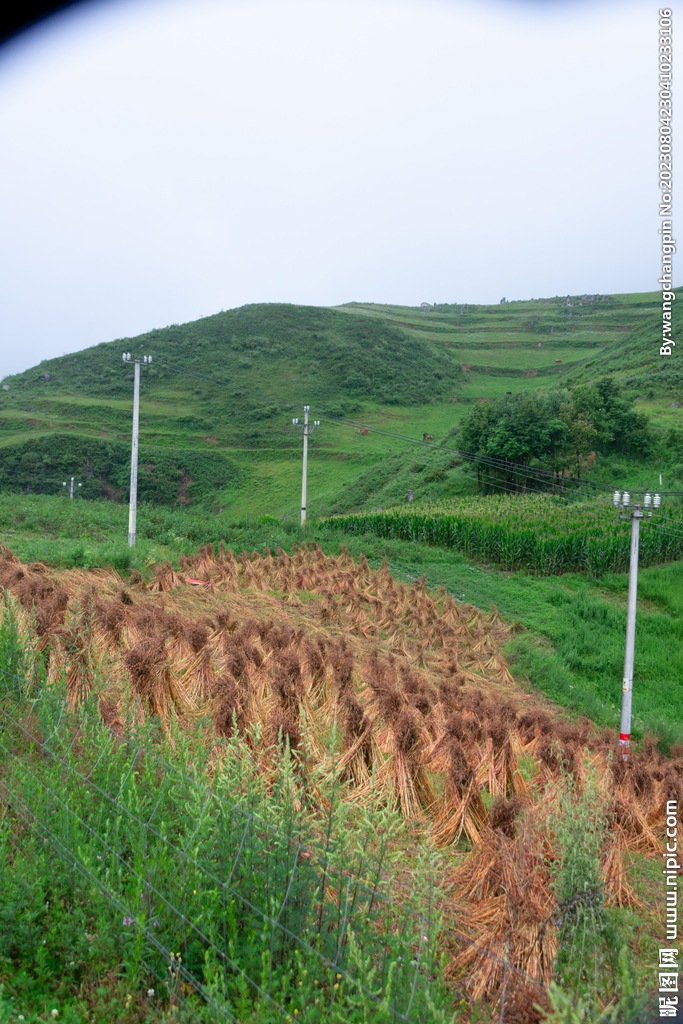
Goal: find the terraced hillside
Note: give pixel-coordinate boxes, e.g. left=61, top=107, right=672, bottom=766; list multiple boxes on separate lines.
left=0, top=291, right=679, bottom=517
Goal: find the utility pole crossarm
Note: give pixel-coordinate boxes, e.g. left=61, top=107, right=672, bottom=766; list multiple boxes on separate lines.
left=62, top=476, right=82, bottom=500
left=292, top=405, right=320, bottom=528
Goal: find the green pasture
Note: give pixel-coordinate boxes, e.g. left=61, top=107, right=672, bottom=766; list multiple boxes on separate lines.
left=455, top=374, right=544, bottom=398
left=223, top=453, right=378, bottom=518
left=442, top=346, right=604, bottom=369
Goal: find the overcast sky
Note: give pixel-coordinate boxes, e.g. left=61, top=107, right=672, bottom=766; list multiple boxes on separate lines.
left=0, top=0, right=673, bottom=377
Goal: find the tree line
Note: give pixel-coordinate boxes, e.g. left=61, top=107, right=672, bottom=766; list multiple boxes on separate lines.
left=455, top=379, right=655, bottom=491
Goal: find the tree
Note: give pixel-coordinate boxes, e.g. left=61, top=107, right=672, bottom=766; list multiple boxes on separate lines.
left=594, top=377, right=653, bottom=457
left=457, top=391, right=571, bottom=492
left=559, top=385, right=612, bottom=478
left=455, top=380, right=652, bottom=493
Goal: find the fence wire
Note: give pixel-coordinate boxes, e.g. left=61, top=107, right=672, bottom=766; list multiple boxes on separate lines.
left=0, top=668, right=556, bottom=1022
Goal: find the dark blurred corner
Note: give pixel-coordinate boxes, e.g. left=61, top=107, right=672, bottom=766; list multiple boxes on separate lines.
left=0, top=1, right=86, bottom=45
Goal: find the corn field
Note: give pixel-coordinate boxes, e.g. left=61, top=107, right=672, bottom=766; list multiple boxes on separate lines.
left=321, top=495, right=683, bottom=575
left=0, top=540, right=677, bottom=1014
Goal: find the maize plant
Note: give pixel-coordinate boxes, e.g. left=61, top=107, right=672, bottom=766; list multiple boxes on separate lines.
left=321, top=495, right=683, bottom=575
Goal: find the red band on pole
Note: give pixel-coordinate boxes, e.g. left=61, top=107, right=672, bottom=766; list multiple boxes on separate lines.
left=619, top=733, right=631, bottom=742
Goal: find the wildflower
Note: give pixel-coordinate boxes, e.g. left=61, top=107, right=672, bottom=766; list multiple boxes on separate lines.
left=51, top=1010, right=59, bottom=1019
left=122, top=916, right=134, bottom=926
left=18, top=1016, right=24, bottom=1021
left=193, top=890, right=197, bottom=894
left=153, top=919, right=159, bottom=927
left=147, top=989, right=155, bottom=998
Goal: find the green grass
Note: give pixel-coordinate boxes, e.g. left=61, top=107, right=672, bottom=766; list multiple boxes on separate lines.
left=439, top=345, right=604, bottom=369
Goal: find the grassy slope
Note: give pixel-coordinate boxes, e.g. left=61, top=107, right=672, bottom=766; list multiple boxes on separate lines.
left=1, top=290, right=681, bottom=517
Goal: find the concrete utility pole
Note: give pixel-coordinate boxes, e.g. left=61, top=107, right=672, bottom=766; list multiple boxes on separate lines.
left=62, top=477, right=82, bottom=499
left=123, top=352, right=152, bottom=546
left=292, top=406, right=319, bottom=528
left=612, top=490, right=660, bottom=760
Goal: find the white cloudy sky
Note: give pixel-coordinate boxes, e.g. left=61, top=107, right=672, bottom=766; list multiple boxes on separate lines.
left=0, top=0, right=673, bottom=376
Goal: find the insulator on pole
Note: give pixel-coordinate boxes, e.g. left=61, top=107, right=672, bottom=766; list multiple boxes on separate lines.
left=654, top=494, right=661, bottom=508
left=644, top=493, right=652, bottom=507
left=613, top=491, right=621, bottom=507
left=622, top=492, right=630, bottom=506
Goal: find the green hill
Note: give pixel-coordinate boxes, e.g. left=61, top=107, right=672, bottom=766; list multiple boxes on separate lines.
left=0, top=290, right=680, bottom=517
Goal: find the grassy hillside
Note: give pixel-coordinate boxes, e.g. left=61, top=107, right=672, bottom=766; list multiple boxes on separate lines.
left=0, top=291, right=680, bottom=517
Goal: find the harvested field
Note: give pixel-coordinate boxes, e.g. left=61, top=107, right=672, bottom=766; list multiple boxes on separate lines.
left=0, top=540, right=677, bottom=1010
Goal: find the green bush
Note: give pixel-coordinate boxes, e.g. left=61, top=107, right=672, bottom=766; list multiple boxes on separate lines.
left=0, top=435, right=239, bottom=506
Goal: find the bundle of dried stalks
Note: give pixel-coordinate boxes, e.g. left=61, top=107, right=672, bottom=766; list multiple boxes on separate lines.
left=448, top=816, right=556, bottom=1000
left=148, top=561, right=184, bottom=592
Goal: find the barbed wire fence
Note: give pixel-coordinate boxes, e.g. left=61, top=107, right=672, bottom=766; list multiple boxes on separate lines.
left=0, top=667, right=559, bottom=1023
